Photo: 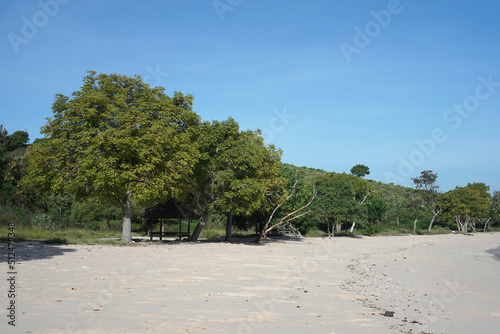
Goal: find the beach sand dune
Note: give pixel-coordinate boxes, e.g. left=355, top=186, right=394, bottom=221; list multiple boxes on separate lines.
left=1, top=233, right=499, bottom=333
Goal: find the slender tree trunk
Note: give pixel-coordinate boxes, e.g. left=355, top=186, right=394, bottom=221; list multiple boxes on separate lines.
left=189, top=210, right=210, bottom=241
left=413, top=217, right=418, bottom=234
left=121, top=190, right=132, bottom=242
left=428, top=208, right=442, bottom=232
left=483, top=218, right=492, bottom=232
left=349, top=222, right=356, bottom=235
left=225, top=211, right=234, bottom=242
left=396, top=216, right=400, bottom=227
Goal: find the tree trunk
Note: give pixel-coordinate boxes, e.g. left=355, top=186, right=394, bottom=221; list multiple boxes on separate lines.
left=413, top=217, right=418, bottom=234
left=349, top=222, right=356, bottom=235
left=189, top=210, right=210, bottom=241
left=428, top=208, right=442, bottom=232
left=336, top=222, right=341, bottom=234
left=121, top=190, right=132, bottom=242
left=255, top=226, right=265, bottom=243
left=396, top=216, right=400, bottom=227
left=483, top=218, right=492, bottom=232
left=225, top=211, right=234, bottom=242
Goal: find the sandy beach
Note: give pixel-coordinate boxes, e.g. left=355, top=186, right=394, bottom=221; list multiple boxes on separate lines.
left=1, top=233, right=500, bottom=334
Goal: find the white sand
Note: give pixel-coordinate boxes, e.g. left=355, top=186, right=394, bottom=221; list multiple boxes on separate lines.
left=1, top=233, right=500, bottom=333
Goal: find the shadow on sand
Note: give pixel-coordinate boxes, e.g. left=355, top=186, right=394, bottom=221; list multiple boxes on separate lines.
left=0, top=242, right=77, bottom=263
left=132, top=234, right=363, bottom=246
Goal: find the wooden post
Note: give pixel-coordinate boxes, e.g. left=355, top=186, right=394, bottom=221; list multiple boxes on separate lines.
left=178, top=218, right=182, bottom=240
left=160, top=219, right=163, bottom=241
left=149, top=219, right=153, bottom=241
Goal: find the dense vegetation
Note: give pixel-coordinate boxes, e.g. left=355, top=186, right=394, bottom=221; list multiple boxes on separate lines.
left=1, top=72, right=499, bottom=244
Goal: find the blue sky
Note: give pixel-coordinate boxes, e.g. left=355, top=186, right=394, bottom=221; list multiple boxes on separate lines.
left=1, top=0, right=499, bottom=192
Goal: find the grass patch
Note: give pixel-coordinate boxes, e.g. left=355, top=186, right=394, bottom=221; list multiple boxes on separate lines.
left=44, top=237, right=68, bottom=244
left=304, top=227, right=328, bottom=237
left=0, top=226, right=122, bottom=244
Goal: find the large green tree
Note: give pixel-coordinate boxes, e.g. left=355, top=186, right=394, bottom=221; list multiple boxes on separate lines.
left=312, top=179, right=358, bottom=236
left=440, top=183, right=491, bottom=232
left=187, top=118, right=282, bottom=242
left=21, top=72, right=200, bottom=241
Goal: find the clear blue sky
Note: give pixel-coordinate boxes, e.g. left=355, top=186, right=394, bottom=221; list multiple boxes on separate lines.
left=1, top=0, right=499, bottom=192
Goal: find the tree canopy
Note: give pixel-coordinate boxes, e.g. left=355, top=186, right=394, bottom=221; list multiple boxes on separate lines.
left=440, top=183, right=491, bottom=232
left=187, top=118, right=282, bottom=241
left=21, top=71, right=200, bottom=241
left=350, top=164, right=370, bottom=178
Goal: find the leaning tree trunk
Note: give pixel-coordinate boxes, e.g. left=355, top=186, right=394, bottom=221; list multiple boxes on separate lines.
left=413, top=217, right=418, bottom=234
left=121, top=190, right=132, bottom=242
left=483, top=218, right=492, bottom=232
left=189, top=211, right=211, bottom=242
left=349, top=222, right=356, bottom=235
left=225, top=211, right=234, bottom=242
left=428, top=208, right=443, bottom=232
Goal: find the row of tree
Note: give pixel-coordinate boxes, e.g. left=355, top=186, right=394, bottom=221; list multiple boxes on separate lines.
left=1, top=72, right=499, bottom=242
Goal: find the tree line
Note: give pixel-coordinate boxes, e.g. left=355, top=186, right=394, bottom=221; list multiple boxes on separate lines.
left=1, top=72, right=499, bottom=242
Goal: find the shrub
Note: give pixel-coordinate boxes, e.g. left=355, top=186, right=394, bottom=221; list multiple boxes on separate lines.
left=87, top=220, right=107, bottom=231
left=31, top=213, right=56, bottom=230
left=305, top=226, right=327, bottom=237
left=364, top=221, right=380, bottom=236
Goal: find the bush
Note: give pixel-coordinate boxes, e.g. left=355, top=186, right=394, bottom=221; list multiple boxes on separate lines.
left=87, top=220, right=107, bottom=231
left=305, top=226, right=327, bottom=237
left=44, top=237, right=68, bottom=244
left=364, top=221, right=380, bottom=236
left=202, top=229, right=224, bottom=240
left=31, top=213, right=56, bottom=230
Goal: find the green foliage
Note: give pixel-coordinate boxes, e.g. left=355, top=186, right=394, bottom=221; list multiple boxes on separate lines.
left=439, top=183, right=491, bottom=232
left=311, top=179, right=359, bottom=233
left=492, top=190, right=500, bottom=223
left=0, top=225, right=122, bottom=244
left=20, top=72, right=201, bottom=242
left=367, top=196, right=388, bottom=224
left=275, top=165, right=310, bottom=218
left=21, top=72, right=200, bottom=206
left=363, top=221, right=380, bottom=236
left=71, top=197, right=121, bottom=227
left=0, top=204, right=32, bottom=226
left=44, top=237, right=68, bottom=244
left=304, top=226, right=327, bottom=237
left=350, top=164, right=370, bottom=178
left=31, top=213, right=56, bottom=230
left=6, top=130, right=29, bottom=151
left=188, top=118, right=282, bottom=240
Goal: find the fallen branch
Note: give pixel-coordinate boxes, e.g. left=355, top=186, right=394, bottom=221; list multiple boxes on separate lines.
left=255, top=181, right=316, bottom=243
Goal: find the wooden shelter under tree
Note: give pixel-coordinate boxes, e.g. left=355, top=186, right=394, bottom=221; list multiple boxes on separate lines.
left=142, top=199, right=200, bottom=240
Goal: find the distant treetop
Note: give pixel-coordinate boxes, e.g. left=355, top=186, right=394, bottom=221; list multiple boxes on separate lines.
left=350, top=164, right=370, bottom=178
